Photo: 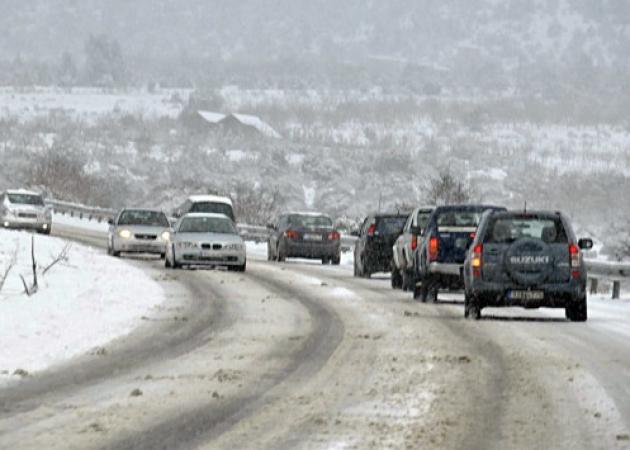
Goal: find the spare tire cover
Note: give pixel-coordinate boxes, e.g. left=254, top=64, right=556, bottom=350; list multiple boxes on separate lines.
left=504, top=238, right=554, bottom=286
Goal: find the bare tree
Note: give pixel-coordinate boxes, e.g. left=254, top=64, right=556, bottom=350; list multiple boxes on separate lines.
left=425, top=168, right=476, bottom=206
left=42, top=243, right=72, bottom=275
left=230, top=182, right=284, bottom=225
left=20, top=236, right=38, bottom=296
left=0, top=246, right=18, bottom=293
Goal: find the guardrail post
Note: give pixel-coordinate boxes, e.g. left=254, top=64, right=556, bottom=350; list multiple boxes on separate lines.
left=612, top=280, right=621, bottom=299
left=589, top=277, right=598, bottom=294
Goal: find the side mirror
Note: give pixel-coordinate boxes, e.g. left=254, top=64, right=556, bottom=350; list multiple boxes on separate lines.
left=107, top=218, right=114, bottom=226
left=173, top=210, right=181, bottom=219
left=266, top=223, right=276, bottom=230
left=578, top=238, right=594, bottom=250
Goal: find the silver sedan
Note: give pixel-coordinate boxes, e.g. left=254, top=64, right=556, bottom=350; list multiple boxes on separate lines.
left=165, top=213, right=246, bottom=271
left=108, top=209, right=172, bottom=257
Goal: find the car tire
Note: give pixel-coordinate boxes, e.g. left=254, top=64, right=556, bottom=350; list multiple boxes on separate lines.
left=165, top=254, right=172, bottom=268
left=229, top=262, right=247, bottom=272
left=112, top=250, right=121, bottom=257
left=267, top=242, right=274, bottom=261
left=331, top=255, right=341, bottom=265
left=322, top=257, right=330, bottom=265
left=160, top=253, right=166, bottom=260
left=566, top=296, right=587, bottom=322
left=402, top=270, right=413, bottom=292
left=465, top=293, right=481, bottom=320
left=391, top=269, right=403, bottom=289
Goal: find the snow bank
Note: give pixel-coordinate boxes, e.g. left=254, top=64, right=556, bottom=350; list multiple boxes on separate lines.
left=0, top=229, right=165, bottom=385
left=53, top=212, right=109, bottom=233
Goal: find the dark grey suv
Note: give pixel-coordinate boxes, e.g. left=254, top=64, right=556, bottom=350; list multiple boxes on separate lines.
left=462, top=210, right=593, bottom=321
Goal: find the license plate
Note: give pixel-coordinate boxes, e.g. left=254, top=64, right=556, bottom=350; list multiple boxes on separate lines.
left=509, top=290, right=544, bottom=301
left=303, top=234, right=322, bottom=241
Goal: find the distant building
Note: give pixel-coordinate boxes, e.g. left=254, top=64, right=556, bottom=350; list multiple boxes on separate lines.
left=185, top=110, right=281, bottom=139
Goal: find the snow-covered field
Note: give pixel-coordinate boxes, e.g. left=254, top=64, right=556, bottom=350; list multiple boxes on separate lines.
left=0, top=86, right=190, bottom=121
left=0, top=229, right=165, bottom=385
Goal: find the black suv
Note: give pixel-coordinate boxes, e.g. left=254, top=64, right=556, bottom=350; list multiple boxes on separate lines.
left=414, top=204, right=506, bottom=301
left=462, top=210, right=593, bottom=321
left=353, top=212, right=408, bottom=278
left=267, top=212, right=341, bottom=264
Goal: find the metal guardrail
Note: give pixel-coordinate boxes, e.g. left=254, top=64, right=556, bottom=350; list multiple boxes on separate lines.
left=46, top=199, right=115, bottom=223
left=584, top=259, right=630, bottom=299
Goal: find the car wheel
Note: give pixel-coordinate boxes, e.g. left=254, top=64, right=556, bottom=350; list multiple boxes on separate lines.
left=267, top=242, right=274, bottom=261
left=160, top=253, right=166, bottom=260
left=391, top=269, right=403, bottom=289
left=229, top=262, right=247, bottom=272
left=402, top=270, right=413, bottom=291
left=112, top=250, right=121, bottom=257
left=165, top=254, right=172, bottom=268
left=331, top=255, right=341, bottom=265
left=321, top=257, right=330, bottom=265
left=465, top=294, right=481, bottom=320
left=276, top=241, right=286, bottom=262
left=566, top=296, right=587, bottom=322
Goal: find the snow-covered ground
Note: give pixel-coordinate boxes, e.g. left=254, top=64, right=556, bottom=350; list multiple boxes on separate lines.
left=53, top=212, right=109, bottom=233
left=0, top=229, right=165, bottom=385
left=0, top=86, right=190, bottom=121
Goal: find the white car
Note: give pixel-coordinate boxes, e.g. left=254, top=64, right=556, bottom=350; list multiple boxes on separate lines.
left=165, top=213, right=246, bottom=271
left=108, top=208, right=172, bottom=257
left=0, top=189, right=52, bottom=234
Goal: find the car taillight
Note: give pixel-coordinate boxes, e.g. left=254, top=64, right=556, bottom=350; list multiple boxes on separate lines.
left=328, top=231, right=340, bottom=240
left=429, top=236, right=439, bottom=261
left=285, top=229, right=299, bottom=239
left=569, top=243, right=580, bottom=278
left=472, top=243, right=483, bottom=277
left=411, top=234, right=417, bottom=251
left=367, top=224, right=376, bottom=237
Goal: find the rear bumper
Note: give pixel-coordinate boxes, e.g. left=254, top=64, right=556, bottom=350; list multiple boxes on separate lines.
left=469, top=280, right=584, bottom=308
left=285, top=241, right=340, bottom=259
left=429, top=262, right=462, bottom=276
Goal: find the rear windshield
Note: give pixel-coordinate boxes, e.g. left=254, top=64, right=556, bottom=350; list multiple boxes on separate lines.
left=436, top=211, right=482, bottom=228
left=190, top=202, right=234, bottom=220
left=7, top=193, right=44, bottom=206
left=484, top=217, right=568, bottom=244
left=118, top=210, right=169, bottom=227
left=416, top=211, right=432, bottom=231
left=376, top=216, right=407, bottom=235
left=179, top=216, right=237, bottom=234
left=288, top=214, right=332, bottom=228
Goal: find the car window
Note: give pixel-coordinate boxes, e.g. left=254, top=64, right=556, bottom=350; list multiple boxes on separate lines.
left=416, top=211, right=432, bottom=232
left=179, top=216, right=237, bottom=234
left=189, top=202, right=234, bottom=220
left=287, top=214, right=332, bottom=228
left=7, top=193, right=45, bottom=206
left=118, top=210, right=169, bottom=227
left=484, top=217, right=568, bottom=244
left=376, top=216, right=407, bottom=235
left=436, top=211, right=482, bottom=228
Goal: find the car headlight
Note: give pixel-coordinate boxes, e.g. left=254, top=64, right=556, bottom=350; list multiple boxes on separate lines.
left=118, top=229, right=132, bottom=239
left=161, top=231, right=171, bottom=241
left=176, top=241, right=198, bottom=249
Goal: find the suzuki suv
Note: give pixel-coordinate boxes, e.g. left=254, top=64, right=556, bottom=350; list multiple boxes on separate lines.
left=462, top=210, right=593, bottom=321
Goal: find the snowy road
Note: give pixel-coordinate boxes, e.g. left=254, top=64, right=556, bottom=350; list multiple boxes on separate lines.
left=1, top=225, right=629, bottom=449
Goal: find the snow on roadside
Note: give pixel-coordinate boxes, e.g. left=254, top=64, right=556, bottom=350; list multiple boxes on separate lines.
left=0, top=229, right=165, bottom=385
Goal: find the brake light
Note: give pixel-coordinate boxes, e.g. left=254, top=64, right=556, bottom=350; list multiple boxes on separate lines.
left=569, top=243, right=580, bottom=278
left=472, top=243, right=483, bottom=277
left=285, top=229, right=299, bottom=239
left=428, top=236, right=439, bottom=261
left=328, top=231, right=340, bottom=240
left=469, top=233, right=476, bottom=239
left=367, top=224, right=376, bottom=237
left=411, top=234, right=417, bottom=251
